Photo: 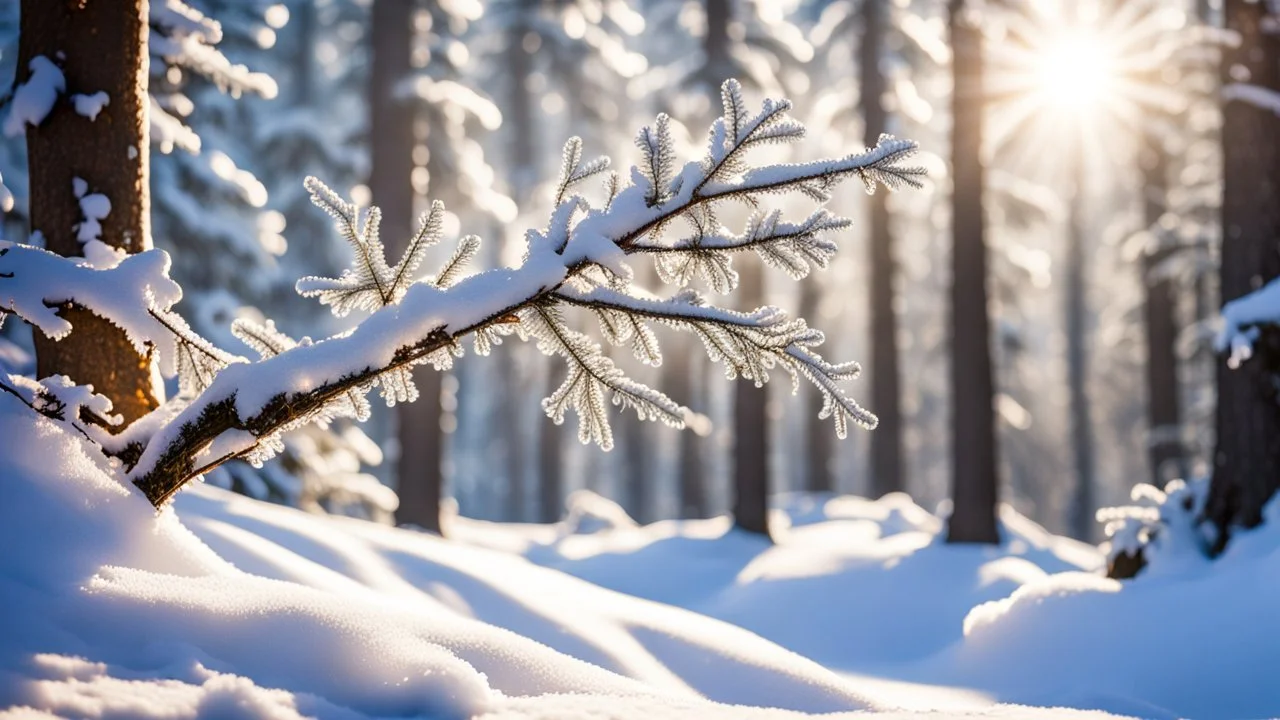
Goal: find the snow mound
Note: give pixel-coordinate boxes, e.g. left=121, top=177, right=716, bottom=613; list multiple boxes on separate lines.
left=468, top=493, right=1101, bottom=669
left=945, top=494, right=1280, bottom=720
left=0, top=392, right=896, bottom=718
left=559, top=489, right=638, bottom=535
left=173, top=486, right=879, bottom=714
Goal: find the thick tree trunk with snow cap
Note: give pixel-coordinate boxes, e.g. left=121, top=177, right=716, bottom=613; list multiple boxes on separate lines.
left=21, top=0, right=161, bottom=426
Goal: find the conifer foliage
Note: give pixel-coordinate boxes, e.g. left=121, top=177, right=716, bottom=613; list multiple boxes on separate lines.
left=1, top=80, right=923, bottom=509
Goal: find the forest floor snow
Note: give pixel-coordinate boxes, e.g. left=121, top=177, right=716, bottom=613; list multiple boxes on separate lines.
left=455, top=490, right=1280, bottom=720
left=0, top=391, right=1265, bottom=718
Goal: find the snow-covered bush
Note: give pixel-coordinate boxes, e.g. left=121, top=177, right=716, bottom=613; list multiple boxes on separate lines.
left=1097, top=478, right=1213, bottom=578
left=1, top=80, right=922, bottom=511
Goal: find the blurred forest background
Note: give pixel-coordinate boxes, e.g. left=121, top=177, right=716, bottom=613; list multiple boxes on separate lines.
left=0, top=0, right=1255, bottom=543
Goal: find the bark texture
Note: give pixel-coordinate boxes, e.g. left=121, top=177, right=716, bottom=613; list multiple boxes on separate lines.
left=23, top=0, right=161, bottom=426
left=946, top=0, right=1000, bottom=545
left=861, top=0, right=903, bottom=499
left=1205, top=0, right=1280, bottom=553
left=372, top=0, right=444, bottom=534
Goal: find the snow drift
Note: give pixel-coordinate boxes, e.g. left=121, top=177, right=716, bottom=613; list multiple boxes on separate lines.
left=0, top=392, right=878, bottom=719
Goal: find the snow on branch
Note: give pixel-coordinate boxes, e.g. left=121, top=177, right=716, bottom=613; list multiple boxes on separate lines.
left=0, top=242, right=181, bottom=355
left=149, top=0, right=278, bottom=100
left=1217, top=277, right=1280, bottom=369
left=1223, top=83, right=1280, bottom=116
left=117, top=79, right=923, bottom=508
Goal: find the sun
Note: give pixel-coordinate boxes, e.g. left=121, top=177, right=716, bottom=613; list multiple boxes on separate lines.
left=1033, top=29, right=1117, bottom=112
left=983, top=0, right=1190, bottom=180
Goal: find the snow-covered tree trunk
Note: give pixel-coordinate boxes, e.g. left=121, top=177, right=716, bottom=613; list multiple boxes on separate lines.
left=861, top=0, right=903, bottom=499
left=371, top=0, right=444, bottom=534
left=946, top=0, right=1000, bottom=545
left=1205, top=0, right=1280, bottom=553
left=1140, top=132, right=1184, bottom=488
left=20, top=0, right=161, bottom=425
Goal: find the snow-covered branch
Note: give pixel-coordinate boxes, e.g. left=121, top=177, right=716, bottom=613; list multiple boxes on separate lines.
left=3, top=79, right=923, bottom=508
left=1217, top=277, right=1280, bottom=369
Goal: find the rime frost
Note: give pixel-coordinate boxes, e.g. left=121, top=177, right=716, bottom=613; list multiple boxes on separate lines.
left=0, top=80, right=924, bottom=506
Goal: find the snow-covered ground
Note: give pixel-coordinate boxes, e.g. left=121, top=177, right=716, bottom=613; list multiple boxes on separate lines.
left=1, top=390, right=1275, bottom=719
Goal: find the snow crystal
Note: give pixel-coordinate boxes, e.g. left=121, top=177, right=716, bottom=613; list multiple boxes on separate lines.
left=3, top=56, right=65, bottom=137
left=72, top=91, right=110, bottom=121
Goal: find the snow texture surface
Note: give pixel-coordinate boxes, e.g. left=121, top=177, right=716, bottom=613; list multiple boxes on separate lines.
left=0, top=392, right=1140, bottom=719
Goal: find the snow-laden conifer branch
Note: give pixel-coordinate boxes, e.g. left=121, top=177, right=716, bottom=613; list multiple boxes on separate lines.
left=632, top=209, right=847, bottom=293
left=105, top=79, right=924, bottom=507
left=555, top=285, right=876, bottom=436
left=522, top=303, right=684, bottom=450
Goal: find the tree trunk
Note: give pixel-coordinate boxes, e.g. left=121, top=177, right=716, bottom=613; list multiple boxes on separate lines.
left=503, top=1, right=564, bottom=524
left=1205, top=0, right=1280, bottom=553
left=732, top=260, right=771, bottom=539
left=860, top=0, right=903, bottom=499
left=291, top=0, right=317, bottom=106
left=373, top=0, right=444, bottom=534
left=672, top=349, right=709, bottom=517
left=703, top=0, right=732, bottom=81
left=946, top=0, right=1000, bottom=545
left=537, top=386, right=563, bottom=522
left=23, top=0, right=161, bottom=426
left=622, top=414, right=651, bottom=523
left=799, top=280, right=833, bottom=494
left=1140, top=133, right=1184, bottom=488
left=1064, top=154, right=1097, bottom=541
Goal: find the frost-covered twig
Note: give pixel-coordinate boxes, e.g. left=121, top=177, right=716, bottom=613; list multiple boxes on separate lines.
left=33, top=79, right=925, bottom=508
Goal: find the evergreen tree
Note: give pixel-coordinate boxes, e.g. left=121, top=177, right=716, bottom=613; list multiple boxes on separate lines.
left=149, top=0, right=282, bottom=346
